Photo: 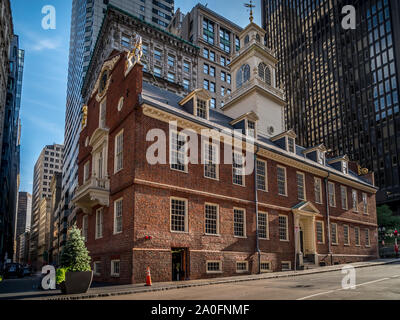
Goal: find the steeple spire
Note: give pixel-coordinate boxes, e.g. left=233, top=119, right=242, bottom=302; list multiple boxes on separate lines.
left=244, top=0, right=255, bottom=23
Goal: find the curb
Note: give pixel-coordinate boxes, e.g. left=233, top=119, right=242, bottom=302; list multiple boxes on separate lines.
left=43, top=259, right=399, bottom=300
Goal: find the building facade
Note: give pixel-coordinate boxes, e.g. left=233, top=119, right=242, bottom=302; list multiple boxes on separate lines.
left=81, top=5, right=199, bottom=106
left=15, top=192, right=31, bottom=263
left=49, top=172, right=62, bottom=264
left=29, top=144, right=63, bottom=269
left=175, top=4, right=242, bottom=110
left=0, top=34, right=23, bottom=265
left=262, top=0, right=400, bottom=214
left=62, top=0, right=175, bottom=248
left=73, top=19, right=378, bottom=284
left=0, top=0, right=13, bottom=167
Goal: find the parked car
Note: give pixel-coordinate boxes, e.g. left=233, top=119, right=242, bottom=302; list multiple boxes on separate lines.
left=3, top=263, right=24, bottom=278
left=23, top=266, right=32, bottom=277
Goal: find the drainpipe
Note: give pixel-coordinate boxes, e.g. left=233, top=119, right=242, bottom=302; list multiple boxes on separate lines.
left=324, top=173, right=333, bottom=265
left=254, top=145, right=261, bottom=274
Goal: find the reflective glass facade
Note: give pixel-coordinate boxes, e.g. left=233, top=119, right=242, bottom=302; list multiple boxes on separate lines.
left=262, top=0, right=400, bottom=213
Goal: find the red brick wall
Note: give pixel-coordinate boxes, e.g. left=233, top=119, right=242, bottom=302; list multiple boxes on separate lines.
left=76, top=51, right=378, bottom=284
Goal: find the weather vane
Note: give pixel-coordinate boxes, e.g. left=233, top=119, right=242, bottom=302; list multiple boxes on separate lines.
left=244, top=0, right=255, bottom=23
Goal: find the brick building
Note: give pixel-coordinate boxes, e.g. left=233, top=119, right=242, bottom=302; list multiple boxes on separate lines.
left=73, top=20, right=378, bottom=284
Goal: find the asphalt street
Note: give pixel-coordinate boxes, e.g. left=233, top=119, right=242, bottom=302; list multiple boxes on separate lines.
left=94, top=262, right=400, bottom=300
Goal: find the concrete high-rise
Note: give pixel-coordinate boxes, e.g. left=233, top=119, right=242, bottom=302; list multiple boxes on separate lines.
left=61, top=0, right=175, bottom=243
left=29, top=144, right=63, bottom=269
left=15, top=192, right=31, bottom=262
left=262, top=0, right=400, bottom=213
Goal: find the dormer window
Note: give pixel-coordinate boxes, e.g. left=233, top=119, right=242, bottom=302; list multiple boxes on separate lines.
left=287, top=137, right=295, bottom=153
left=196, top=98, right=208, bottom=120
left=247, top=120, right=256, bottom=138
left=342, top=161, right=349, bottom=175
left=178, top=89, right=211, bottom=121
left=317, top=150, right=325, bottom=165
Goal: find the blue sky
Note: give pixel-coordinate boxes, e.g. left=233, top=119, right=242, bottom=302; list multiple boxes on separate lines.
left=11, top=0, right=261, bottom=193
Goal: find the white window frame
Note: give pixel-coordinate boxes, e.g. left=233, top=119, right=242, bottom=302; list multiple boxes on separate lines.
left=277, top=166, right=287, bottom=196
left=355, top=227, right=361, bottom=246
left=232, top=152, right=245, bottom=186
left=344, top=225, right=350, bottom=246
left=278, top=215, right=289, bottom=241
left=203, top=142, right=219, bottom=180
left=258, top=211, right=269, bottom=240
left=170, top=197, right=188, bottom=233
left=114, top=130, right=124, bottom=173
left=342, top=161, right=349, bottom=174
left=246, top=119, right=257, bottom=138
left=111, top=260, right=120, bottom=277
left=236, top=261, right=249, bottom=273
left=331, top=223, right=338, bottom=245
left=328, top=182, right=336, bottom=207
left=206, top=260, right=222, bottom=274
left=195, top=98, right=209, bottom=120
left=365, top=229, right=371, bottom=247
left=94, top=261, right=101, bottom=276
left=256, top=159, right=268, bottom=192
left=95, top=207, right=103, bottom=240
left=169, top=130, right=188, bottom=173
left=352, top=190, right=358, bottom=212
left=316, top=220, right=325, bottom=244
left=82, top=215, right=88, bottom=242
left=286, top=136, right=295, bottom=153
left=296, top=171, right=306, bottom=200
left=204, top=203, right=219, bottom=236
left=341, top=186, right=348, bottom=210
left=314, top=177, right=323, bottom=204
left=233, top=207, right=246, bottom=238
left=113, top=198, right=123, bottom=235
left=260, top=261, right=272, bottom=273
left=362, top=193, right=368, bottom=215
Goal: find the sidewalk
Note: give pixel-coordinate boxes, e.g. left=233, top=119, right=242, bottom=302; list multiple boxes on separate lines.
left=35, top=258, right=399, bottom=300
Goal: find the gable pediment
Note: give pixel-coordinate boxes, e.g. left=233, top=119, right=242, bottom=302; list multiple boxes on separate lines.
left=292, top=201, right=321, bottom=216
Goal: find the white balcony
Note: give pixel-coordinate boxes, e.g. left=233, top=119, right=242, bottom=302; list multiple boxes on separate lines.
left=72, top=176, right=110, bottom=213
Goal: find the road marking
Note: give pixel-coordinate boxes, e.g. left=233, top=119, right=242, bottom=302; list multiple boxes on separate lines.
left=391, top=275, right=400, bottom=278
left=297, top=277, right=390, bottom=300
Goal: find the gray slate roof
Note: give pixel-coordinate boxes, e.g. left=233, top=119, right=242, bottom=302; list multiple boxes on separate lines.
left=141, top=82, right=376, bottom=189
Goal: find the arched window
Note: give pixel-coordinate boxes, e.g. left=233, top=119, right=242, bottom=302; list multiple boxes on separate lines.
left=256, top=34, right=260, bottom=42
left=244, top=35, right=250, bottom=45
left=258, top=62, right=272, bottom=86
left=236, top=64, right=250, bottom=88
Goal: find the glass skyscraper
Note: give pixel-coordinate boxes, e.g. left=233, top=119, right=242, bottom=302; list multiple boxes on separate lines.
left=262, top=0, right=400, bottom=213
left=61, top=0, right=174, bottom=249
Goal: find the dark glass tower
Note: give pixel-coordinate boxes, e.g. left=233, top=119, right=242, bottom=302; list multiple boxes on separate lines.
left=262, top=0, right=400, bottom=214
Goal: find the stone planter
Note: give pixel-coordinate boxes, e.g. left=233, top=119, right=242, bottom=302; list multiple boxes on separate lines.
left=63, top=271, right=93, bottom=294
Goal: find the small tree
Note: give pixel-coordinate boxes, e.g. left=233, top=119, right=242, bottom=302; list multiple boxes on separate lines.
left=60, top=225, right=91, bottom=272
left=378, top=205, right=400, bottom=230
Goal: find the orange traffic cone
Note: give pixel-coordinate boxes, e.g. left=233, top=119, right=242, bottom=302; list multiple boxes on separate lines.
left=145, top=266, right=152, bottom=286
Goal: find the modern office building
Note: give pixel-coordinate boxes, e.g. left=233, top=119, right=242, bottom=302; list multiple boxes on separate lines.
left=262, top=0, right=400, bottom=214
left=0, top=0, right=13, bottom=164
left=0, top=34, right=24, bottom=265
left=29, top=144, right=63, bottom=269
left=173, top=4, right=243, bottom=110
left=15, top=192, right=31, bottom=262
left=62, top=0, right=175, bottom=248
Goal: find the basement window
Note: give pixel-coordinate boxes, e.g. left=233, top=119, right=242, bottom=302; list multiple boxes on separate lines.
left=206, top=261, right=222, bottom=274
left=236, top=261, right=248, bottom=273
left=281, top=261, right=291, bottom=271
left=260, top=262, right=271, bottom=273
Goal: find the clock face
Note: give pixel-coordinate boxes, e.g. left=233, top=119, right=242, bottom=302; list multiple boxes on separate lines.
left=99, top=70, right=108, bottom=95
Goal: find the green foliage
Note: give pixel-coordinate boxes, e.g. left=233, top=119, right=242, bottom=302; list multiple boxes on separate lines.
left=377, top=205, right=400, bottom=230
left=0, top=275, right=2, bottom=282
left=60, top=224, right=91, bottom=272
left=56, top=267, right=68, bottom=284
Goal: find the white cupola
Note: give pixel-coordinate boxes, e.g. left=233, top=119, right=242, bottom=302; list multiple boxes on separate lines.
left=222, top=20, right=286, bottom=138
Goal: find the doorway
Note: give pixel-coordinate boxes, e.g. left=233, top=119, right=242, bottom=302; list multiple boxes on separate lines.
left=300, top=230, right=304, bottom=254
left=171, top=248, right=188, bottom=281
